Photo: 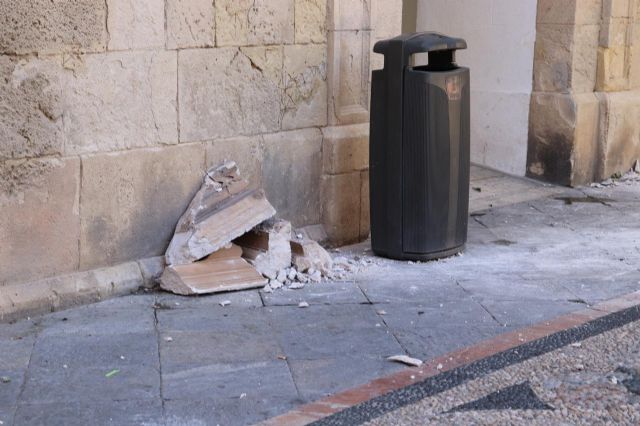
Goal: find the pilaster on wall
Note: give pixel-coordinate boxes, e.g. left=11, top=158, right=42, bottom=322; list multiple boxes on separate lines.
left=528, top=0, right=640, bottom=186
left=321, top=0, right=402, bottom=245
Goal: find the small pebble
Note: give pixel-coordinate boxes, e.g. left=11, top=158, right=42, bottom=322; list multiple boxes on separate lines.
left=298, top=302, right=310, bottom=308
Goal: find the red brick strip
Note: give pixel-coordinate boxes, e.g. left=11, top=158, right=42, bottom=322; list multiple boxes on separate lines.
left=259, top=291, right=640, bottom=426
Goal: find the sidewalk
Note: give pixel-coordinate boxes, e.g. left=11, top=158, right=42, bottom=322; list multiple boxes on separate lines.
left=1, top=167, right=640, bottom=426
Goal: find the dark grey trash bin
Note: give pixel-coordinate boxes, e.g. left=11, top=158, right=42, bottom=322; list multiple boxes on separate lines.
left=369, top=32, right=470, bottom=261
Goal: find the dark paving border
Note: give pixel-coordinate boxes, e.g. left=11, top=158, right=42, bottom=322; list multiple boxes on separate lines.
left=260, top=292, right=640, bottom=426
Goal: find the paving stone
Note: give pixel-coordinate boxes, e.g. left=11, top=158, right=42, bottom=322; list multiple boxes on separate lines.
left=380, top=300, right=499, bottom=330
left=156, top=290, right=263, bottom=310
left=14, top=399, right=163, bottom=426
left=0, top=335, right=35, bottom=370
left=457, top=275, right=576, bottom=303
left=266, top=305, right=404, bottom=360
left=89, top=294, right=157, bottom=310
left=357, top=273, right=470, bottom=305
left=0, top=370, right=24, bottom=406
left=21, top=366, right=160, bottom=404
left=30, top=332, right=159, bottom=369
left=0, top=405, right=15, bottom=426
left=392, top=325, right=512, bottom=361
left=165, top=395, right=300, bottom=426
left=157, top=307, right=268, bottom=333
left=38, top=307, right=156, bottom=337
left=289, top=357, right=405, bottom=402
left=260, top=282, right=367, bottom=306
left=555, top=273, right=640, bottom=304
left=162, top=360, right=298, bottom=402
left=160, top=330, right=283, bottom=373
left=481, top=299, right=582, bottom=327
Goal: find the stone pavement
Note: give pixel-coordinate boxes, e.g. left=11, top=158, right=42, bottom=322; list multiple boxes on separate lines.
left=1, top=168, right=640, bottom=426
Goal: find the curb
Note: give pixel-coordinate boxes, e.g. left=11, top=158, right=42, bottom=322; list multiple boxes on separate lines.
left=0, top=256, right=164, bottom=323
left=259, top=291, right=640, bottom=426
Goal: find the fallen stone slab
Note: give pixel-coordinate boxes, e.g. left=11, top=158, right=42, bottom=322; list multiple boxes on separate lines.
left=165, top=161, right=276, bottom=265
left=160, top=244, right=267, bottom=295
left=291, top=238, right=334, bottom=276
left=235, top=219, right=292, bottom=280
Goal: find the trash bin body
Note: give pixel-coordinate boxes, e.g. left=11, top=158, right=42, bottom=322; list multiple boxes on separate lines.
left=370, top=33, right=470, bottom=261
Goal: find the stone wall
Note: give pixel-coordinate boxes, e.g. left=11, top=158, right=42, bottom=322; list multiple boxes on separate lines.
left=417, top=0, right=539, bottom=176
left=0, top=0, right=402, bottom=289
left=528, top=0, right=640, bottom=185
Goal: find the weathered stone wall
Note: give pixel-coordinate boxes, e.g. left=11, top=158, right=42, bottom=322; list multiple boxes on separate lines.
left=0, top=0, right=402, bottom=289
left=528, top=0, right=640, bottom=185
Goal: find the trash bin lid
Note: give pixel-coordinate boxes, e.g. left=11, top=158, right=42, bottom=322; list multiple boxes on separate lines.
left=374, top=32, right=467, bottom=56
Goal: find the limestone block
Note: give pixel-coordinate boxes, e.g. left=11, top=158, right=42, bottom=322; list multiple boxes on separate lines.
left=0, top=56, right=64, bottom=160
left=0, top=0, right=107, bottom=54
left=0, top=157, right=80, bottom=286
left=598, top=90, right=640, bottom=178
left=107, top=0, right=165, bottom=50
left=282, top=44, right=328, bottom=130
left=597, top=46, right=629, bottom=91
left=603, top=0, right=631, bottom=17
left=137, top=256, right=166, bottom=289
left=179, top=47, right=282, bottom=142
left=372, top=0, right=402, bottom=38
left=322, top=124, right=369, bottom=174
left=631, top=27, right=640, bottom=89
left=321, top=172, right=362, bottom=244
left=328, top=0, right=371, bottom=30
left=216, top=0, right=295, bottom=46
left=263, top=129, right=322, bottom=226
left=533, top=24, right=599, bottom=93
left=537, top=0, right=602, bottom=24
left=527, top=92, right=600, bottom=185
left=166, top=0, right=216, bottom=49
left=0, top=262, right=142, bottom=322
left=63, top=51, right=178, bottom=155
left=295, top=0, right=327, bottom=43
left=79, top=144, right=204, bottom=270
left=360, top=170, right=370, bottom=239
left=328, top=30, right=371, bottom=125
left=205, top=136, right=264, bottom=188
left=599, top=17, right=630, bottom=47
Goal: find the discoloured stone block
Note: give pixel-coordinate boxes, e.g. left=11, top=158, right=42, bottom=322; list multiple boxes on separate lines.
left=322, top=124, right=369, bottom=174
left=215, top=0, right=295, bottom=46
left=179, top=47, right=282, bottom=142
left=0, top=57, right=64, bottom=160
left=537, top=0, right=602, bottom=25
left=166, top=0, right=216, bottom=49
left=107, top=0, right=165, bottom=50
left=64, top=51, right=178, bottom=155
left=205, top=136, right=264, bottom=188
left=263, top=129, right=322, bottom=226
left=79, top=145, right=204, bottom=270
left=527, top=92, right=600, bottom=186
left=295, top=0, right=328, bottom=43
left=321, top=172, right=362, bottom=244
left=0, top=157, right=80, bottom=286
left=282, top=44, right=328, bottom=130
left=0, top=0, right=107, bottom=54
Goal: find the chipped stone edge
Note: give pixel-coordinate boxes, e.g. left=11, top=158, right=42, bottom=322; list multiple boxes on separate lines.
left=0, top=257, right=164, bottom=323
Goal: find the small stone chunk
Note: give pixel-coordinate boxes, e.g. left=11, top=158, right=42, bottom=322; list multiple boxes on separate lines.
left=387, top=355, right=423, bottom=367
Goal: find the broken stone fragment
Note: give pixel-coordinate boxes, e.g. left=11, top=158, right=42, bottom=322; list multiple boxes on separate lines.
left=234, top=219, right=293, bottom=280
left=291, top=238, right=333, bottom=276
left=165, top=161, right=276, bottom=265
left=160, top=244, right=267, bottom=295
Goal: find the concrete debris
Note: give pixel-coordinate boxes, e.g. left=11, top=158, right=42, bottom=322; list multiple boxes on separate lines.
left=219, top=300, right=231, bottom=307
left=387, top=355, right=423, bottom=367
left=160, top=244, right=267, bottom=295
left=235, top=219, right=292, bottom=280
left=291, top=238, right=334, bottom=276
left=298, top=301, right=309, bottom=308
left=165, top=161, right=276, bottom=266
left=276, top=269, right=287, bottom=283
left=289, top=282, right=305, bottom=290
left=634, top=160, right=640, bottom=173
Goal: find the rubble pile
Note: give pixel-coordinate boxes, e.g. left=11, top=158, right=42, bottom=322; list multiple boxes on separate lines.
left=159, top=161, right=337, bottom=295
left=590, top=160, right=640, bottom=188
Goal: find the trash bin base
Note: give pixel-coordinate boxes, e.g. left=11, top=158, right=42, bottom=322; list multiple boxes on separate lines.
left=372, top=244, right=465, bottom=262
